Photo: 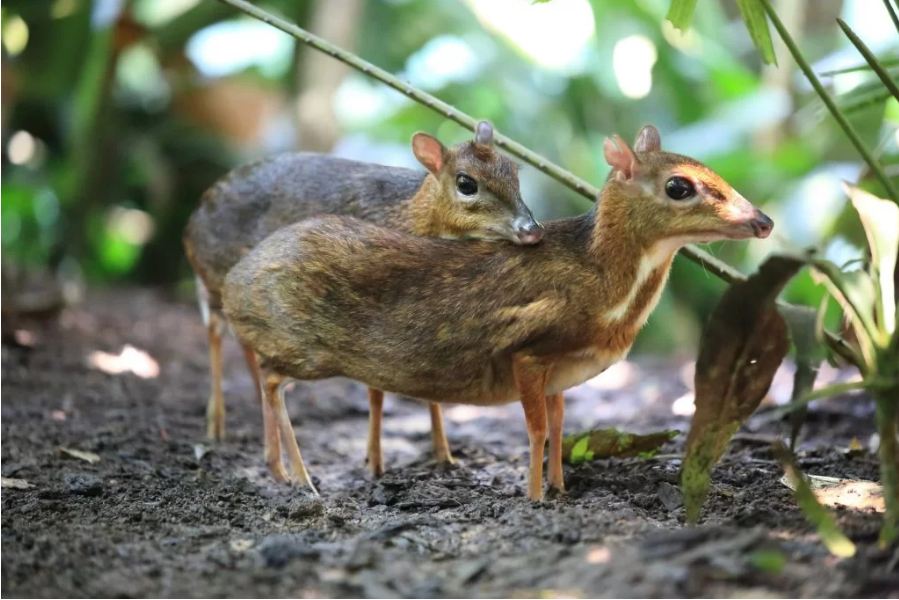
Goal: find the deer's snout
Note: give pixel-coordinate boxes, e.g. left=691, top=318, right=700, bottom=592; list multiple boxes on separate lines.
left=514, top=217, right=544, bottom=245
left=750, top=211, right=774, bottom=239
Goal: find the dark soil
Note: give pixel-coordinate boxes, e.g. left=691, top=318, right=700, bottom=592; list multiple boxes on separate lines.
left=2, top=289, right=896, bottom=598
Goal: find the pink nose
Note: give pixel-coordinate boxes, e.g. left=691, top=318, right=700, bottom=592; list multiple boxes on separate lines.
left=516, top=221, right=544, bottom=245
left=751, top=212, right=774, bottom=239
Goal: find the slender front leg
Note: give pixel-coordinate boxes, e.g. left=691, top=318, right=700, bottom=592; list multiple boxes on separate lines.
left=274, top=376, right=317, bottom=493
left=429, top=403, right=454, bottom=464
left=205, top=312, right=225, bottom=441
left=546, top=392, right=565, bottom=493
left=513, top=355, right=550, bottom=501
left=366, top=387, right=385, bottom=477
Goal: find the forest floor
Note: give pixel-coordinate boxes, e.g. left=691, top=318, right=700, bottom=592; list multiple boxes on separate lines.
left=2, top=289, right=896, bottom=598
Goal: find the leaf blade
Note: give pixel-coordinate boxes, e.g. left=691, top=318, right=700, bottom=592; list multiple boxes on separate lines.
left=666, top=0, right=699, bottom=32
left=735, top=0, right=778, bottom=66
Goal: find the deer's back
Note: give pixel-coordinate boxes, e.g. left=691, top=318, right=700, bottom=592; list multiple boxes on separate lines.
left=223, top=215, right=609, bottom=404
left=184, top=153, right=427, bottom=307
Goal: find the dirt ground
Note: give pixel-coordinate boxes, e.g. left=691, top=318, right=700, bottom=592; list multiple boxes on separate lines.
left=2, top=289, right=896, bottom=598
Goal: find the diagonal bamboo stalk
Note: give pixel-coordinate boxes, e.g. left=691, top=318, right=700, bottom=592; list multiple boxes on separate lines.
left=760, top=0, right=899, bottom=204
left=215, top=0, right=861, bottom=370
left=836, top=18, right=899, bottom=102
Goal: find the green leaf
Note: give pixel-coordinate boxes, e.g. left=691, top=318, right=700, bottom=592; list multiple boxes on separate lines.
left=844, top=183, right=899, bottom=337
left=820, top=57, right=899, bottom=76
left=810, top=261, right=879, bottom=360
left=682, top=254, right=802, bottom=523
left=780, top=304, right=825, bottom=449
left=735, top=0, right=777, bottom=66
left=666, top=0, right=699, bottom=32
left=561, top=428, right=678, bottom=464
left=774, top=443, right=857, bottom=558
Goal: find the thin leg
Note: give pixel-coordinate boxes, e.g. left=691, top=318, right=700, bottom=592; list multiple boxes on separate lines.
left=240, top=342, right=264, bottom=405
left=267, top=372, right=317, bottom=494
left=242, top=343, right=284, bottom=481
left=429, top=403, right=454, bottom=464
left=546, top=392, right=565, bottom=492
left=205, top=312, right=225, bottom=441
left=367, top=388, right=385, bottom=477
left=513, top=355, right=550, bottom=501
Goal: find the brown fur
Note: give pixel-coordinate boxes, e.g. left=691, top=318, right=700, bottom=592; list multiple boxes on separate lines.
left=185, top=137, right=534, bottom=310
left=223, top=127, right=773, bottom=498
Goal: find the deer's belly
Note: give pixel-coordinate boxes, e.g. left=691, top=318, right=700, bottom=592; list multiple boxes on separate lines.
left=545, top=347, right=629, bottom=396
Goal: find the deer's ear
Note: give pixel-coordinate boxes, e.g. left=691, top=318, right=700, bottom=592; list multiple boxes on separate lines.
left=412, top=133, right=446, bottom=174
left=634, top=125, right=661, bottom=153
left=475, top=120, right=494, bottom=146
left=603, top=135, right=640, bottom=180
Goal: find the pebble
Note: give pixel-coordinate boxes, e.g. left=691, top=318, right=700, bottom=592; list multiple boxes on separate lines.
left=63, top=473, right=104, bottom=497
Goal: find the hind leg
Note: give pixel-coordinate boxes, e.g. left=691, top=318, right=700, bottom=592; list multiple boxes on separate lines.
left=205, top=311, right=226, bottom=441
left=429, top=403, right=454, bottom=464
left=366, top=388, right=386, bottom=477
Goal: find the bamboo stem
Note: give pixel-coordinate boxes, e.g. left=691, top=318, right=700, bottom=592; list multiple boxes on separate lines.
left=884, top=0, right=899, bottom=36
left=837, top=18, right=899, bottom=102
left=761, top=0, right=899, bottom=203
left=216, top=0, right=859, bottom=370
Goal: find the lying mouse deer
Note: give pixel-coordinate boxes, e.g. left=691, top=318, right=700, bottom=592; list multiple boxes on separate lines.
left=185, top=122, right=542, bottom=479
left=223, top=125, right=773, bottom=498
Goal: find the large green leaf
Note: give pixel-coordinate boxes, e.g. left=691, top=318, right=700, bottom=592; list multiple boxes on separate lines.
left=735, top=0, right=777, bottom=66
left=810, top=261, right=878, bottom=362
left=780, top=304, right=825, bottom=449
left=666, top=0, right=699, bottom=32
left=844, top=183, right=899, bottom=337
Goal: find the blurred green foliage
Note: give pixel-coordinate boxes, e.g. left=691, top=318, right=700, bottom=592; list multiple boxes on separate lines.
left=2, top=0, right=897, bottom=353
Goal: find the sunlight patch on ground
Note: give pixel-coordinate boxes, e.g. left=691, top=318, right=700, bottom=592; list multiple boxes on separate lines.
left=87, top=345, right=159, bottom=379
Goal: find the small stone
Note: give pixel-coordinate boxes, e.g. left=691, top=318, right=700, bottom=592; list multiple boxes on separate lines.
left=63, top=472, right=104, bottom=497
left=657, top=481, right=683, bottom=512
left=256, top=534, right=319, bottom=568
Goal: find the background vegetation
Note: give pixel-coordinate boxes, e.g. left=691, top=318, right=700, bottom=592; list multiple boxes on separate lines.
left=2, top=0, right=896, bottom=353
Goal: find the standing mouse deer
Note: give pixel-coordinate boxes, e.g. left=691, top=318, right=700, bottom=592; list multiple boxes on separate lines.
left=184, top=121, right=542, bottom=478
left=223, top=125, right=774, bottom=498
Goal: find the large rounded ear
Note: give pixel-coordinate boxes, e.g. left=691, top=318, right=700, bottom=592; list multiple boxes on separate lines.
left=411, top=133, right=446, bottom=174
left=634, top=125, right=661, bottom=153
left=475, top=120, right=494, bottom=146
left=603, top=135, right=640, bottom=181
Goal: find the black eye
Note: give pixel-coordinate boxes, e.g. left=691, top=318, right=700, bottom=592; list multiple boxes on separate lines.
left=455, top=174, right=478, bottom=196
left=665, top=176, right=695, bottom=200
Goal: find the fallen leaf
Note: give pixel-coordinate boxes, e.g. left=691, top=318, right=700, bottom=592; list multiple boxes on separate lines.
left=230, top=539, right=254, bottom=552
left=774, top=442, right=856, bottom=558
left=560, top=427, right=678, bottom=464
left=1, top=477, right=33, bottom=489
left=682, top=254, right=803, bottom=523
left=194, top=443, right=210, bottom=462
left=779, top=473, right=884, bottom=513
left=58, top=447, right=100, bottom=464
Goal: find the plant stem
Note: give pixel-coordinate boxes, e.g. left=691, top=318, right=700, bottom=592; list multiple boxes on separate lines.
left=873, top=348, right=899, bottom=546
left=760, top=0, right=899, bottom=204
left=837, top=18, right=899, bottom=102
left=884, top=0, right=899, bottom=36
left=217, top=0, right=860, bottom=371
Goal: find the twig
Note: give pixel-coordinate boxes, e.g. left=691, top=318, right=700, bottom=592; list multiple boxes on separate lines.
left=761, top=0, right=899, bottom=203
left=216, top=0, right=859, bottom=369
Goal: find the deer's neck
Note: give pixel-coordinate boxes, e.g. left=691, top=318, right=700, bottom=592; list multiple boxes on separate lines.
left=407, top=175, right=450, bottom=238
left=588, top=189, right=681, bottom=331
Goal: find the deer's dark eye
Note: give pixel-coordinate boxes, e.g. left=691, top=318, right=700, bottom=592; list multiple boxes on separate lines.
left=456, top=174, right=478, bottom=196
left=665, top=176, right=695, bottom=200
